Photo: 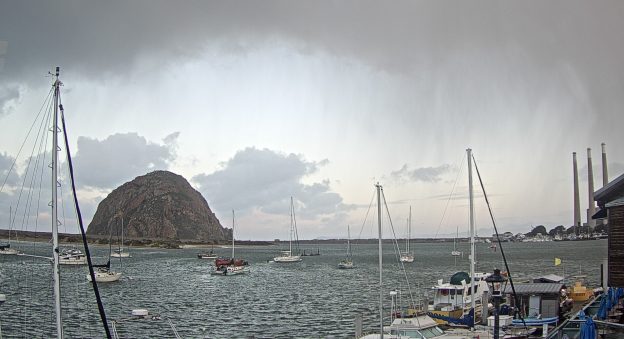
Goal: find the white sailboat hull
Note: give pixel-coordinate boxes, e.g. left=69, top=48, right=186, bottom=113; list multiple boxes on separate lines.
left=111, top=251, right=131, bottom=258
left=0, top=248, right=19, bottom=255
left=400, top=253, right=415, bottom=262
left=87, top=271, right=122, bottom=282
left=211, top=265, right=248, bottom=275
left=273, top=255, right=302, bottom=263
left=338, top=260, right=354, bottom=269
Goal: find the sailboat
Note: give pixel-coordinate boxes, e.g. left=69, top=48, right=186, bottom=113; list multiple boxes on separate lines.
left=87, top=229, right=122, bottom=283
left=399, top=206, right=414, bottom=263
left=273, top=197, right=302, bottom=263
left=359, top=185, right=493, bottom=339
left=0, top=206, right=19, bottom=255
left=111, top=215, right=131, bottom=258
left=451, top=224, right=461, bottom=257
left=212, top=210, right=248, bottom=275
left=428, top=149, right=491, bottom=326
left=338, top=225, right=354, bottom=269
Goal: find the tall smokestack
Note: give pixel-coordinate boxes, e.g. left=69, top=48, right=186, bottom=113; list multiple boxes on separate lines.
left=573, top=152, right=581, bottom=231
left=602, top=143, right=608, bottom=186
left=587, top=148, right=596, bottom=228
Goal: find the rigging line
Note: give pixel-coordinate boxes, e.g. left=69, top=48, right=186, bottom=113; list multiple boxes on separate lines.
left=356, top=188, right=377, bottom=241
left=22, top=104, right=52, bottom=236
left=471, top=154, right=527, bottom=328
left=28, top=106, right=53, bottom=259
left=380, top=188, right=417, bottom=314
left=15, top=96, right=54, bottom=235
left=0, top=88, right=54, bottom=194
left=292, top=199, right=300, bottom=253
left=433, top=153, right=465, bottom=239
left=59, top=97, right=113, bottom=339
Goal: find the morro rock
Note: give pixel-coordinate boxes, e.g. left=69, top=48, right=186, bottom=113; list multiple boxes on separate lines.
left=87, top=170, right=231, bottom=242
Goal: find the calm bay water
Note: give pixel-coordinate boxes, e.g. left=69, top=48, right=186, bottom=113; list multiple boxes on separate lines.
left=0, top=239, right=608, bottom=338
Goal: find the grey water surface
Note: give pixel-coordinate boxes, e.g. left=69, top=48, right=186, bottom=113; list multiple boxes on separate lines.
left=0, top=239, right=608, bottom=338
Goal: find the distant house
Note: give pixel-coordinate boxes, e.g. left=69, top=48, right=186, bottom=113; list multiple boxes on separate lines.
left=594, top=172, right=624, bottom=287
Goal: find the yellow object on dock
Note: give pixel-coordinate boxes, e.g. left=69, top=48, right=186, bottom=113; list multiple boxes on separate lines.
left=569, top=281, right=594, bottom=302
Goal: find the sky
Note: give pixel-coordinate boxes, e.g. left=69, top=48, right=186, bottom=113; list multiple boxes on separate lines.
left=1, top=1, right=623, bottom=241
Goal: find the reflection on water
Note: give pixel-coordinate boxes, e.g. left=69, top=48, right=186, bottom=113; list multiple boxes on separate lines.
left=0, top=239, right=608, bottom=338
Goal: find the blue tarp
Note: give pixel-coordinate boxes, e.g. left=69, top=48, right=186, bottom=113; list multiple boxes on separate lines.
left=427, top=308, right=474, bottom=327
left=597, top=296, right=608, bottom=320
left=578, top=310, right=586, bottom=320
left=580, top=316, right=596, bottom=339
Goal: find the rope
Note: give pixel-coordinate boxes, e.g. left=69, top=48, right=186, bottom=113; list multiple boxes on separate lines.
left=0, top=88, right=53, bottom=194
left=380, top=188, right=418, bottom=315
left=356, top=189, right=376, bottom=241
left=472, top=154, right=527, bottom=328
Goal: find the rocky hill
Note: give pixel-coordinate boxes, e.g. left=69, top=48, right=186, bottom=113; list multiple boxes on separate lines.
left=86, top=171, right=231, bottom=242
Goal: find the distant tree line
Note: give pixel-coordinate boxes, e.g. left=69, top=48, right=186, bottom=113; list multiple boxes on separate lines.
left=525, top=223, right=608, bottom=237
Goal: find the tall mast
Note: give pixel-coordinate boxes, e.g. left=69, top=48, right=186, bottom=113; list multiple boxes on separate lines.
left=407, top=206, right=411, bottom=253
left=8, top=205, right=11, bottom=245
left=602, top=143, right=608, bottom=186
left=467, top=148, right=475, bottom=323
left=52, top=66, right=63, bottom=338
left=376, top=183, right=383, bottom=338
left=231, top=210, right=235, bottom=258
left=289, top=197, right=293, bottom=254
left=121, top=215, right=124, bottom=249
left=347, top=225, right=351, bottom=258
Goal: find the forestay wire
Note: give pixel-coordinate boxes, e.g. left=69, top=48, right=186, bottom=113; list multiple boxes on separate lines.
left=58, top=94, right=113, bottom=339
left=381, top=188, right=418, bottom=314
left=471, top=154, right=527, bottom=328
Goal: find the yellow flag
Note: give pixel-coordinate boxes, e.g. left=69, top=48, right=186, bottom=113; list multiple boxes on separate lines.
left=555, top=258, right=562, bottom=266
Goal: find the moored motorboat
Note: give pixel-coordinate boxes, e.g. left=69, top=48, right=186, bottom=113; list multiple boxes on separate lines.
left=59, top=248, right=88, bottom=265
left=569, top=280, right=594, bottom=302
left=197, top=250, right=217, bottom=259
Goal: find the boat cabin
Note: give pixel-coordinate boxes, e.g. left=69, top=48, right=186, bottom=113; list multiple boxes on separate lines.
left=503, top=283, right=565, bottom=318
left=430, top=272, right=491, bottom=311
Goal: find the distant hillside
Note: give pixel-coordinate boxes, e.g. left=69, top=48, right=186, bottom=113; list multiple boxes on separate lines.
left=86, top=170, right=231, bottom=242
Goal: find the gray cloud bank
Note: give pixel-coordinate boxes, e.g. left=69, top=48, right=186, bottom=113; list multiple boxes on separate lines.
left=391, top=164, right=451, bottom=183
left=192, top=147, right=351, bottom=220
left=73, top=132, right=178, bottom=189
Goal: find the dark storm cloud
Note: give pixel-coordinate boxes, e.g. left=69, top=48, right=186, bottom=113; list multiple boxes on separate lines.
left=2, top=1, right=623, bottom=95
left=72, top=132, right=177, bottom=189
left=192, top=147, right=352, bottom=219
left=391, top=164, right=451, bottom=183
